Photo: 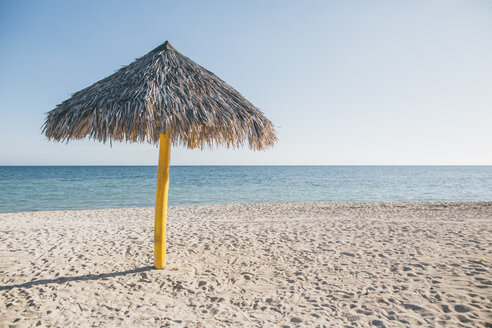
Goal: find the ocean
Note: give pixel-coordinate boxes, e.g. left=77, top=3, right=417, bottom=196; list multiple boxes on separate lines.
left=0, top=166, right=491, bottom=213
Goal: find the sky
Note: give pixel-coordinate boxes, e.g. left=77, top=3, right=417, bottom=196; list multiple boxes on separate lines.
left=0, top=0, right=491, bottom=165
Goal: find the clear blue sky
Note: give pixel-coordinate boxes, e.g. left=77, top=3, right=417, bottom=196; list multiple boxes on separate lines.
left=1, top=0, right=491, bottom=165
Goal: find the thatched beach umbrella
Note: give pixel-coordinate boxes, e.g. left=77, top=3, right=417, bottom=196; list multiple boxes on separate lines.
left=43, top=41, right=276, bottom=269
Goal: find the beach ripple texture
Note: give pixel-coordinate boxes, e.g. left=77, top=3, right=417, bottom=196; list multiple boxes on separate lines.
left=0, top=202, right=491, bottom=326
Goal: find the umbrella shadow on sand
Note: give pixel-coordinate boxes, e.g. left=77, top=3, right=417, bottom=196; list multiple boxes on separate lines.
left=0, top=266, right=154, bottom=291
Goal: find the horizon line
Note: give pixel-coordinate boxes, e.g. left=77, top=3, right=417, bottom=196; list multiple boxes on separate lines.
left=1, top=164, right=491, bottom=167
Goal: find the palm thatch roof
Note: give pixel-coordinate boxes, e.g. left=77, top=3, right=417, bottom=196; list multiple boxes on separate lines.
left=43, top=41, right=276, bottom=150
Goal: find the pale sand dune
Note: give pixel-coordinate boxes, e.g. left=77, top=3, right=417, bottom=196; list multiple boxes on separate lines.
left=0, top=202, right=491, bottom=327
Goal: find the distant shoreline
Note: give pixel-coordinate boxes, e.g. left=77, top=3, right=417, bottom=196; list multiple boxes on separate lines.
left=1, top=200, right=491, bottom=215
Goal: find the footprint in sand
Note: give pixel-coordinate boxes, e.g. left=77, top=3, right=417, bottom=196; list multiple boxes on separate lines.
left=454, top=305, right=472, bottom=313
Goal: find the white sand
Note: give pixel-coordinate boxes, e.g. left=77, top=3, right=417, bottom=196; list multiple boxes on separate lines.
left=0, top=202, right=491, bottom=327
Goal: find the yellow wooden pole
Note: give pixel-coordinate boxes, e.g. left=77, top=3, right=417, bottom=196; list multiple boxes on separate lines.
left=154, top=131, right=171, bottom=269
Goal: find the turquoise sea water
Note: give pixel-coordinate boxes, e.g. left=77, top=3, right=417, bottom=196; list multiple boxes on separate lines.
left=0, top=166, right=491, bottom=213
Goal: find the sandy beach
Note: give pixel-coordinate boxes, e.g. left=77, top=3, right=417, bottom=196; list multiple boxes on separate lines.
left=0, top=202, right=491, bottom=327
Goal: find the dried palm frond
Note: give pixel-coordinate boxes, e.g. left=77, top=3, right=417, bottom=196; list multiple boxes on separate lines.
left=43, top=41, right=277, bottom=150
